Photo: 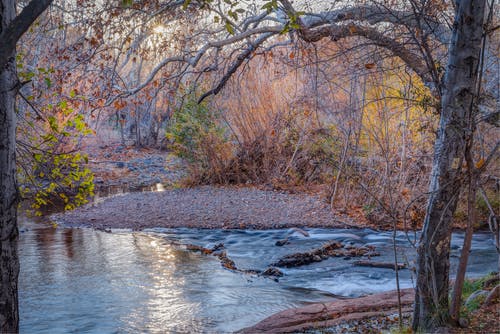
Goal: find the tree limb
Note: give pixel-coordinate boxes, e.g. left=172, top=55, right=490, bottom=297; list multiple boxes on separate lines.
left=198, top=32, right=276, bottom=103
left=0, top=0, right=53, bottom=70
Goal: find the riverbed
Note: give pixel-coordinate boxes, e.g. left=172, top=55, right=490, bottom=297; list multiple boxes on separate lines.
left=19, top=216, right=497, bottom=333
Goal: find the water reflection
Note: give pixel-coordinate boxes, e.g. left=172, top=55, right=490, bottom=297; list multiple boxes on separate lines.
left=19, top=220, right=498, bottom=333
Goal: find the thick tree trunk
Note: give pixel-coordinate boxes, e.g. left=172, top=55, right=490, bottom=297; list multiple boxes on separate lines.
left=412, top=0, right=486, bottom=331
left=0, top=1, right=20, bottom=332
left=1, top=1, right=52, bottom=331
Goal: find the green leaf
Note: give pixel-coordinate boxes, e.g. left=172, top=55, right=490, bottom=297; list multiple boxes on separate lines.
left=225, top=20, right=234, bottom=35
left=182, top=0, right=191, bottom=10
left=261, top=0, right=278, bottom=13
left=228, top=10, right=238, bottom=21
left=122, top=0, right=133, bottom=7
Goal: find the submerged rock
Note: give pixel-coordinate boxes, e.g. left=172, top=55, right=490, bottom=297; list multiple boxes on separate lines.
left=262, top=267, right=284, bottom=277
left=275, top=238, right=289, bottom=246
left=211, top=243, right=225, bottom=252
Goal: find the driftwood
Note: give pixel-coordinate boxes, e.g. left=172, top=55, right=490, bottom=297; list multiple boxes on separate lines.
left=484, top=285, right=500, bottom=306
left=483, top=276, right=499, bottom=289
left=353, top=260, right=407, bottom=270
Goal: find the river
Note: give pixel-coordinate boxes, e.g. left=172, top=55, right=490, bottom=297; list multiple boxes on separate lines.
left=19, top=215, right=497, bottom=333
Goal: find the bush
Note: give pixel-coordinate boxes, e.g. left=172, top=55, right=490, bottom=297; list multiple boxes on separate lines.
left=165, top=95, right=233, bottom=184
left=166, top=96, right=339, bottom=186
left=18, top=106, right=95, bottom=215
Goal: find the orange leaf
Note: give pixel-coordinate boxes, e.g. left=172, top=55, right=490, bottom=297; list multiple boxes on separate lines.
left=113, top=100, right=123, bottom=110
left=475, top=158, right=485, bottom=169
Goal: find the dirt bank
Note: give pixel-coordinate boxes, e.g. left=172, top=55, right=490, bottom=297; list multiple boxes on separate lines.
left=52, top=186, right=360, bottom=230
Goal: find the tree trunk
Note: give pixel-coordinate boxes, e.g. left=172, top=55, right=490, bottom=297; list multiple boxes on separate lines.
left=412, top=0, right=486, bottom=331
left=1, top=1, right=20, bottom=332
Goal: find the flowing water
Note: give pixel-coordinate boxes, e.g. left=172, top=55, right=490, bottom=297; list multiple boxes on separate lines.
left=19, top=216, right=497, bottom=333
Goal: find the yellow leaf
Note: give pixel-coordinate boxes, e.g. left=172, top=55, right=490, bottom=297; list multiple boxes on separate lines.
left=475, top=158, right=485, bottom=169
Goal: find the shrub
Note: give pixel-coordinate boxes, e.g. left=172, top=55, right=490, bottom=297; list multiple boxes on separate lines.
left=18, top=100, right=95, bottom=215
left=165, top=95, right=233, bottom=184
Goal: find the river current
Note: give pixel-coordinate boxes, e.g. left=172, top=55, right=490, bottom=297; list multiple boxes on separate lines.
left=19, top=216, right=497, bottom=333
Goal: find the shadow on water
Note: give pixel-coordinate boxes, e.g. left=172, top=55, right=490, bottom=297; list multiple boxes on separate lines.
left=18, top=209, right=498, bottom=333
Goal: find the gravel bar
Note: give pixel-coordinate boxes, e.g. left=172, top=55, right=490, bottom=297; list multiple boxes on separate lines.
left=52, top=186, right=354, bottom=230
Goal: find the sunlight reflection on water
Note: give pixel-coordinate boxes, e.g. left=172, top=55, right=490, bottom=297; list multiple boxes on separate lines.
left=19, top=219, right=498, bottom=333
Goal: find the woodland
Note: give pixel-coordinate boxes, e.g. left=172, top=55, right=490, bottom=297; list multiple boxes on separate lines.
left=0, top=0, right=499, bottom=333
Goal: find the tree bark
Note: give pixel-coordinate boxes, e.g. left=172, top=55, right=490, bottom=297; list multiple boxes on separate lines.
left=412, top=0, right=486, bottom=331
left=1, top=0, right=52, bottom=332
left=0, top=1, right=20, bottom=332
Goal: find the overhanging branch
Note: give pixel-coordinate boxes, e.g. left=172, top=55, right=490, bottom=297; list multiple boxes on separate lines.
left=198, top=32, right=276, bottom=103
left=0, top=0, right=53, bottom=70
